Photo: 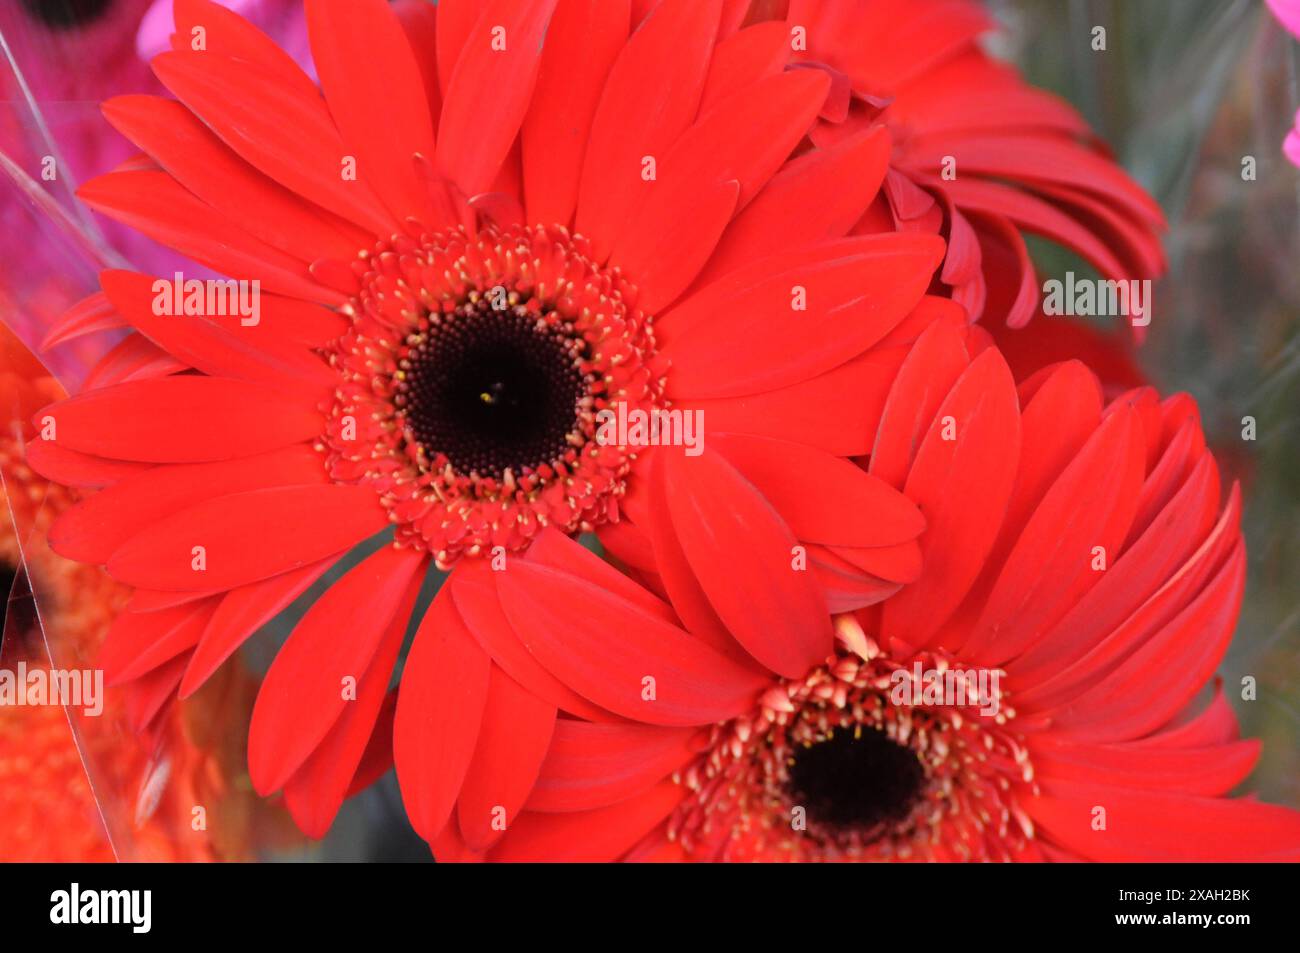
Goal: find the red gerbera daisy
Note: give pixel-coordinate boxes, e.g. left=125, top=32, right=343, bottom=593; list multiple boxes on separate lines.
left=29, top=0, right=962, bottom=835
left=735, top=0, right=1167, bottom=332
left=412, top=334, right=1300, bottom=862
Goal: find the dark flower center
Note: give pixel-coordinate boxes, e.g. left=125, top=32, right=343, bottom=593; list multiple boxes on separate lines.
left=786, top=726, right=926, bottom=831
left=20, top=0, right=113, bottom=29
left=395, top=295, right=590, bottom=481
left=325, top=223, right=662, bottom=565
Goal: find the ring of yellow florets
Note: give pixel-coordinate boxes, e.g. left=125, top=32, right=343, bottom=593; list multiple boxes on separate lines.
left=322, top=223, right=666, bottom=568
left=669, top=618, right=1037, bottom=862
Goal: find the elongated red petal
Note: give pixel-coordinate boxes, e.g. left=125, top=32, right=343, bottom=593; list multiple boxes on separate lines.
left=530, top=721, right=698, bottom=813
left=456, top=667, right=556, bottom=850
left=24, top=441, right=152, bottom=489
left=282, top=565, right=424, bottom=837
left=662, top=234, right=944, bottom=399
left=869, top=319, right=971, bottom=490
left=712, top=433, right=924, bottom=548
left=152, top=51, right=396, bottom=238
left=610, top=69, right=830, bottom=308
left=961, top=406, right=1146, bottom=665
left=107, top=485, right=387, bottom=591
left=38, top=377, right=320, bottom=463
left=99, top=269, right=332, bottom=394
left=436, top=0, right=559, bottom=196
left=100, top=96, right=369, bottom=264
left=99, top=598, right=218, bottom=685
left=180, top=557, right=335, bottom=698
left=575, top=0, right=723, bottom=260
left=698, top=21, right=790, bottom=114
left=248, top=545, right=426, bottom=795
left=1029, top=780, right=1300, bottom=862
left=521, top=0, right=630, bottom=227
left=450, top=566, right=620, bottom=722
left=657, top=449, right=832, bottom=678
left=880, top=348, right=1021, bottom=647
left=488, top=782, right=684, bottom=862
left=393, top=586, right=492, bottom=842
left=497, top=561, right=768, bottom=725
left=50, top=444, right=328, bottom=565
left=1029, top=736, right=1258, bottom=797
left=699, top=125, right=892, bottom=284
left=78, top=171, right=343, bottom=305
left=307, top=0, right=438, bottom=224
left=171, top=0, right=321, bottom=100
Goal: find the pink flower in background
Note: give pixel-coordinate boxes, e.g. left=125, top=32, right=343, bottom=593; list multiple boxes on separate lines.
left=1286, top=108, right=1300, bottom=167
left=1267, top=0, right=1300, bottom=39
left=0, top=0, right=168, bottom=383
left=1268, top=0, right=1300, bottom=168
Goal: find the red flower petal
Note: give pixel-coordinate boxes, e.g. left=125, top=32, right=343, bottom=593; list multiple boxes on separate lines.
left=307, top=0, right=439, bottom=224
left=869, top=319, right=971, bottom=490
left=248, top=545, right=426, bottom=795
left=657, top=448, right=832, bottom=678
left=488, top=781, right=684, bottom=862
left=712, top=432, right=924, bottom=548
left=496, top=561, right=768, bottom=725
left=456, top=668, right=556, bottom=850
left=101, top=95, right=370, bottom=264
left=282, top=564, right=424, bottom=837
left=529, top=721, right=699, bottom=812
left=662, top=234, right=943, bottom=399
left=699, top=125, right=892, bottom=284
left=1045, top=541, right=1246, bottom=743
left=49, top=443, right=328, bottom=565
left=880, top=347, right=1020, bottom=648
left=436, top=0, right=560, bottom=196
left=393, top=585, right=492, bottom=842
left=691, top=347, right=906, bottom=457
left=107, top=485, right=387, bottom=591
left=98, top=270, right=332, bottom=394
left=521, top=0, right=630, bottom=227
left=450, top=563, right=620, bottom=722
left=180, top=557, right=335, bottom=698
left=1030, top=780, right=1300, bottom=862
left=24, top=441, right=152, bottom=489
left=152, top=50, right=396, bottom=238
left=698, top=21, right=790, bottom=114
left=575, top=0, right=723, bottom=260
left=171, top=0, right=320, bottom=99
left=610, top=69, right=831, bottom=310
left=960, top=405, right=1147, bottom=665
left=99, top=599, right=218, bottom=686
left=38, top=377, right=320, bottom=463
left=78, top=171, right=344, bottom=305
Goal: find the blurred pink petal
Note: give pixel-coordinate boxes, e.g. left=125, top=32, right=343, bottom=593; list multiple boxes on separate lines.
left=1285, top=109, right=1300, bottom=168
left=1267, top=0, right=1300, bottom=39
